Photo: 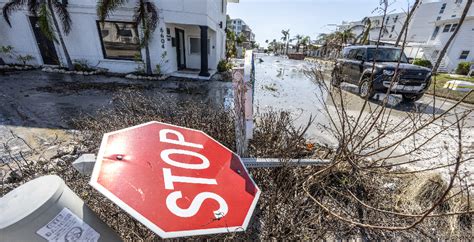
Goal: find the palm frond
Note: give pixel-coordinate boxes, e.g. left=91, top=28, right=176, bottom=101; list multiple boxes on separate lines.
left=38, top=3, right=56, bottom=42
left=97, top=0, right=128, bottom=22
left=27, top=0, right=39, bottom=15
left=52, top=0, right=71, bottom=34
left=134, top=0, right=158, bottom=46
left=2, top=0, right=26, bottom=27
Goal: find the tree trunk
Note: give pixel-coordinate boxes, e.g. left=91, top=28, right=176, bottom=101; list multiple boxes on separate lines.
left=141, top=12, right=152, bottom=75
left=395, top=0, right=420, bottom=47
left=145, top=44, right=152, bottom=75
left=432, top=0, right=472, bottom=73
left=48, top=0, right=73, bottom=71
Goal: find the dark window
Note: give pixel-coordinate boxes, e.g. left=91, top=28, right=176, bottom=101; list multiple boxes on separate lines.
left=347, top=49, right=358, bottom=59
left=394, top=15, right=399, bottom=23
left=354, top=49, right=365, bottom=60
left=431, top=26, right=440, bottom=40
left=97, top=21, right=141, bottom=60
left=455, top=0, right=462, bottom=3
left=386, top=17, right=390, bottom=24
left=189, top=38, right=210, bottom=55
left=450, top=24, right=458, bottom=32
left=391, top=25, right=395, bottom=32
left=367, top=48, right=408, bottom=63
left=342, top=48, right=351, bottom=58
left=443, top=24, right=452, bottom=32
left=440, top=3, right=446, bottom=14
left=459, top=50, right=470, bottom=59
left=436, top=16, right=441, bottom=21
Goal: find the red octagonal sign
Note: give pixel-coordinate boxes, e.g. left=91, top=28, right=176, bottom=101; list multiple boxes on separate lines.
left=90, top=122, right=260, bottom=238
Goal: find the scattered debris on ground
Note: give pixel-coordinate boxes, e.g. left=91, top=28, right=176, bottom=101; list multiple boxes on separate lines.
left=2, top=91, right=472, bottom=240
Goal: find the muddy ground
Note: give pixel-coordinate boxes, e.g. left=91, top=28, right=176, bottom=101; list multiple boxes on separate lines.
left=0, top=70, right=232, bottom=169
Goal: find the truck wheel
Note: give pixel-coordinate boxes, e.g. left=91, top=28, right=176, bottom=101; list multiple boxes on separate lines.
left=331, top=69, right=342, bottom=87
left=358, top=77, right=375, bottom=99
left=402, top=94, right=424, bottom=103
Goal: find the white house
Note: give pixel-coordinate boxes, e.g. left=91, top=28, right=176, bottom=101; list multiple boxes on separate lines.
left=0, top=0, right=239, bottom=78
left=421, top=0, right=474, bottom=72
left=338, top=0, right=473, bottom=73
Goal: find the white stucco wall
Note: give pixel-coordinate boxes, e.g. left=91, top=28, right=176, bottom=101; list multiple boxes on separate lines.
left=0, top=0, right=228, bottom=74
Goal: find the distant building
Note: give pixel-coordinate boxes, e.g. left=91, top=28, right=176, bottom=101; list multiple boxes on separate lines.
left=228, top=18, right=255, bottom=48
left=337, top=0, right=473, bottom=73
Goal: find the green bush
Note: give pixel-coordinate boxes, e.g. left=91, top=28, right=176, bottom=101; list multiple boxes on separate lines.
left=217, top=59, right=233, bottom=73
left=412, top=59, right=433, bottom=69
left=455, top=62, right=471, bottom=75
left=73, top=59, right=94, bottom=72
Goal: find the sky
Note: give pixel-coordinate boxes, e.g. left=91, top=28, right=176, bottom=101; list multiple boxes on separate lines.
left=227, top=0, right=415, bottom=47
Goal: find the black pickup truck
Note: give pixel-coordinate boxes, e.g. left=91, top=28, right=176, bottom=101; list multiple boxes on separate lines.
left=331, top=45, right=432, bottom=102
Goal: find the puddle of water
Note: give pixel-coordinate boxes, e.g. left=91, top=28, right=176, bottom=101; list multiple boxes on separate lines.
left=254, top=55, right=335, bottom=145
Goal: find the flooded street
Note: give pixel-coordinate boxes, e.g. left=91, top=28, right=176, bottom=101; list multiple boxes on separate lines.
left=254, top=54, right=474, bottom=184
left=253, top=54, right=335, bottom=145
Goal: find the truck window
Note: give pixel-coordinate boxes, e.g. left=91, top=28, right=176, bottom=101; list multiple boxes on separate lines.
left=348, top=49, right=358, bottom=60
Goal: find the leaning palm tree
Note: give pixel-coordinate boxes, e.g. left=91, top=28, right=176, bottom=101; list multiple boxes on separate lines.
left=352, top=17, right=387, bottom=45
left=98, top=0, right=158, bottom=75
left=3, top=0, right=74, bottom=70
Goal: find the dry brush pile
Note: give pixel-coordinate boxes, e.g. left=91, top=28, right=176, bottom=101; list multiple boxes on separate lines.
left=1, top=88, right=473, bottom=240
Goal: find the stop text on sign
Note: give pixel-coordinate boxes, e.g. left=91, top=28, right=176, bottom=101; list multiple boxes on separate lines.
left=159, top=129, right=228, bottom=219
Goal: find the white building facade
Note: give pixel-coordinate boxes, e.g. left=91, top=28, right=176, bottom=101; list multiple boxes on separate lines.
left=338, top=0, right=473, bottom=73
left=0, top=0, right=238, bottom=77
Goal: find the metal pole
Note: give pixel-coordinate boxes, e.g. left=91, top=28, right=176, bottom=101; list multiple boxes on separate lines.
left=73, top=154, right=331, bottom=176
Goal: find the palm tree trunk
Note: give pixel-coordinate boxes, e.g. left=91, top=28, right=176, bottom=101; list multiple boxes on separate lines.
left=140, top=12, right=152, bottom=75
left=395, top=0, right=420, bottom=47
left=432, top=0, right=472, bottom=73
left=47, top=0, right=73, bottom=71
left=144, top=44, right=152, bottom=75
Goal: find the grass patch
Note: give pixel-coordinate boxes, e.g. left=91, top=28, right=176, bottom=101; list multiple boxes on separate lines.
left=426, top=74, right=474, bottom=104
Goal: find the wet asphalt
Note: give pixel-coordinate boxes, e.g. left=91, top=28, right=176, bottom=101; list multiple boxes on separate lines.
left=0, top=70, right=232, bottom=129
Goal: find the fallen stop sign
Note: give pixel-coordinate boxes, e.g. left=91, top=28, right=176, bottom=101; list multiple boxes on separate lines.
left=90, top=122, right=260, bottom=238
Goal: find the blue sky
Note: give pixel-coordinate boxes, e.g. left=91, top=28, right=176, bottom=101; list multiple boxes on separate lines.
left=228, top=0, right=415, bottom=47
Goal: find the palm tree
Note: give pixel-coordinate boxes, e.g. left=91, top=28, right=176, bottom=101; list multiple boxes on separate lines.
left=336, top=29, right=355, bottom=45
left=281, top=29, right=290, bottom=55
left=271, top=39, right=278, bottom=54
left=236, top=33, right=247, bottom=46
left=3, top=0, right=74, bottom=70
left=98, top=0, right=158, bottom=75
left=353, top=17, right=388, bottom=45
left=300, top=36, right=310, bottom=54
left=294, top=34, right=303, bottom=53
left=226, top=28, right=237, bottom=59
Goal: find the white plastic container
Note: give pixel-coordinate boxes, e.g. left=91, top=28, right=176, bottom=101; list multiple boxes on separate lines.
left=0, top=175, right=121, bottom=241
